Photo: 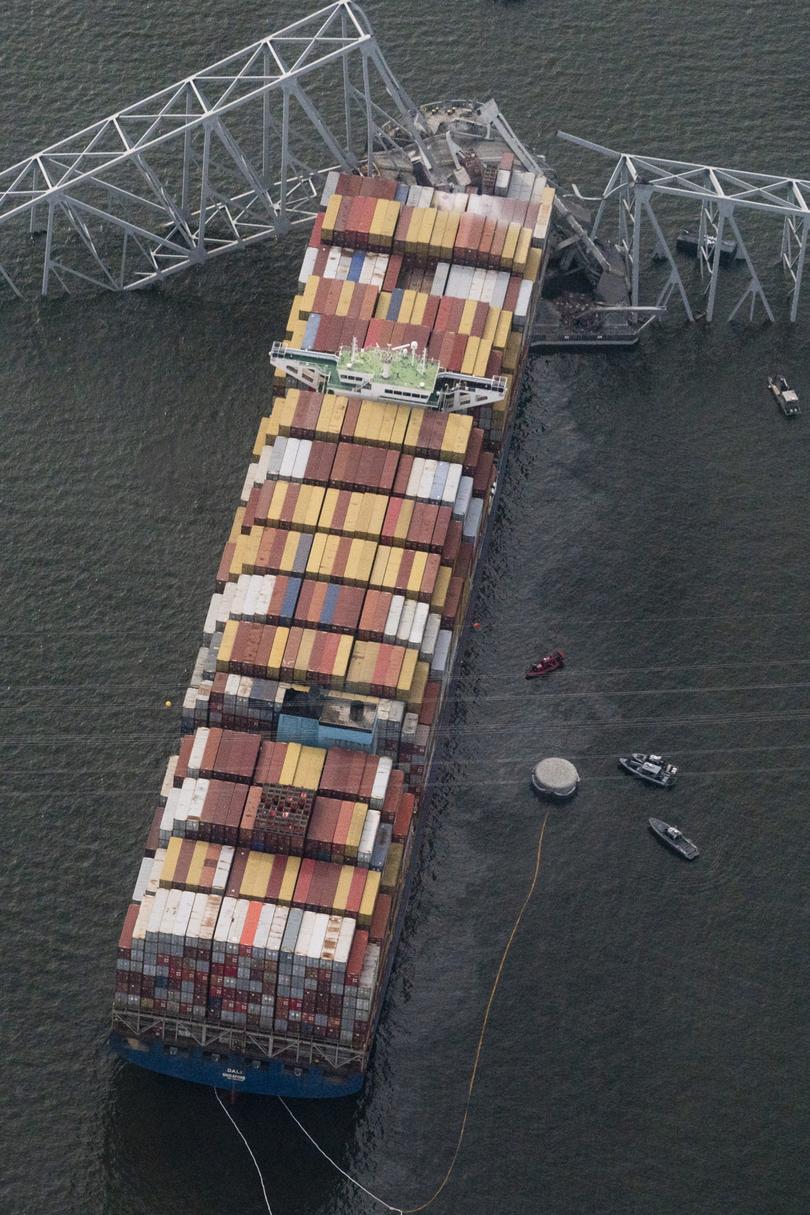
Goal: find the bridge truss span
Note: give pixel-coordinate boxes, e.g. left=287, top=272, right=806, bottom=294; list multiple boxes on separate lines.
left=0, top=1, right=431, bottom=297
left=559, top=132, right=810, bottom=323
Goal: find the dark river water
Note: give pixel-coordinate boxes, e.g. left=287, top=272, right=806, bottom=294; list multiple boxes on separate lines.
left=2, top=2, right=809, bottom=1212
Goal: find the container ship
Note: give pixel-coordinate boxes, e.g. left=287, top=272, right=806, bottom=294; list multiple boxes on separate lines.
left=111, top=101, right=554, bottom=1097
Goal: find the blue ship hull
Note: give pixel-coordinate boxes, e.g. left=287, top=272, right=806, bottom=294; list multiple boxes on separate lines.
left=110, top=1032, right=364, bottom=1098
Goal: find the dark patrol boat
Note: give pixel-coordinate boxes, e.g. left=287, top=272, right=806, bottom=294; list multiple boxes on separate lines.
left=767, top=375, right=800, bottom=417
left=649, top=817, right=699, bottom=860
left=618, top=753, right=678, bottom=787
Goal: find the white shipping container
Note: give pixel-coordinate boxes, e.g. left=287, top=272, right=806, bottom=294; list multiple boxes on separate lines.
left=256, top=444, right=273, bottom=482
left=335, top=915, right=356, bottom=965
left=384, top=594, right=405, bottom=639
left=417, top=459, right=438, bottom=500
left=431, top=629, right=452, bottom=675
left=430, top=461, right=449, bottom=503
left=279, top=436, right=300, bottom=481
left=406, top=184, right=422, bottom=207
left=369, top=756, right=392, bottom=810
left=417, top=612, right=444, bottom=660
left=267, top=436, right=288, bottom=479
left=470, top=268, right=487, bottom=302
left=240, top=464, right=258, bottom=503
left=514, top=279, right=533, bottom=327
left=324, top=246, right=342, bottom=278
left=160, top=755, right=179, bottom=804
left=358, top=809, right=381, bottom=865
left=396, top=598, right=416, bottom=644
left=490, top=271, right=510, bottom=309
left=132, top=856, right=153, bottom=903
left=463, top=496, right=484, bottom=541
left=294, top=910, right=319, bottom=959
left=203, top=593, right=223, bottom=642
left=320, top=169, right=340, bottom=208
left=431, top=261, right=450, bottom=295
left=495, top=167, right=511, bottom=196
left=336, top=251, right=353, bottom=280
left=291, top=438, right=312, bottom=481
left=145, top=850, right=167, bottom=897
left=408, top=600, right=429, bottom=647
left=213, top=845, right=236, bottom=892
left=442, top=462, right=463, bottom=507
left=453, top=475, right=474, bottom=521
left=406, top=457, right=425, bottom=498
left=213, top=896, right=238, bottom=946
left=298, top=245, right=318, bottom=289
left=187, top=729, right=209, bottom=779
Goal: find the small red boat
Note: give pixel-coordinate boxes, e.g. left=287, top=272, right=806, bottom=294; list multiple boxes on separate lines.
left=525, top=650, right=565, bottom=679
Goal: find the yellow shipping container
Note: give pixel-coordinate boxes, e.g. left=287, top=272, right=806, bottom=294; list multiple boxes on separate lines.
left=185, top=841, right=208, bottom=890
left=336, top=279, right=354, bottom=318
left=394, top=497, right=414, bottom=541
left=346, top=642, right=371, bottom=692
left=160, top=836, right=183, bottom=886
left=230, top=507, right=246, bottom=541
left=441, top=412, right=473, bottom=461
left=279, top=742, right=302, bottom=787
left=243, top=852, right=274, bottom=899
left=410, top=292, right=427, bottom=326
left=418, top=207, right=437, bottom=253
left=333, top=864, right=355, bottom=912
left=503, top=331, right=523, bottom=373
left=293, top=744, right=326, bottom=790
left=369, top=546, right=390, bottom=586
left=300, top=274, right=319, bottom=315
left=389, top=402, right=412, bottom=449
left=501, top=221, right=520, bottom=268
left=461, top=336, right=481, bottom=377
left=217, top=619, right=239, bottom=671
left=294, top=630, right=316, bottom=683
left=513, top=226, right=532, bottom=275
left=346, top=802, right=367, bottom=851
left=407, top=659, right=430, bottom=713
left=359, top=870, right=381, bottom=926
left=279, top=855, right=301, bottom=903
left=406, top=550, right=428, bottom=596
left=397, top=647, right=418, bottom=696
left=294, top=483, right=326, bottom=532
left=494, top=309, right=514, bottom=350
left=430, top=564, right=452, bottom=611
left=375, top=290, right=392, bottom=320
left=251, top=415, right=274, bottom=457
left=267, top=626, right=290, bottom=678
left=398, top=288, right=416, bottom=325
left=381, top=199, right=403, bottom=246
left=279, top=530, right=301, bottom=573
left=306, top=531, right=328, bottom=577
left=322, top=194, right=341, bottom=241
left=405, top=207, right=423, bottom=253
left=428, top=208, right=446, bottom=257
left=440, top=212, right=460, bottom=259
left=381, top=842, right=403, bottom=892
left=333, top=633, right=353, bottom=680
left=403, top=408, right=424, bottom=453
left=482, top=306, right=500, bottom=346
left=473, top=338, right=493, bottom=378
left=315, top=396, right=335, bottom=439
left=352, top=539, right=377, bottom=584
left=319, top=533, right=341, bottom=579
left=383, top=547, right=403, bottom=589
left=525, top=246, right=542, bottom=283
left=318, top=489, right=338, bottom=532
left=459, top=297, right=478, bottom=336
left=369, top=197, right=388, bottom=243
left=365, top=493, right=388, bottom=538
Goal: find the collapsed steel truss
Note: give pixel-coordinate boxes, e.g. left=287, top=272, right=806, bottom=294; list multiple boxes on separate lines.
left=0, top=2, right=430, bottom=297
left=559, top=132, right=810, bottom=322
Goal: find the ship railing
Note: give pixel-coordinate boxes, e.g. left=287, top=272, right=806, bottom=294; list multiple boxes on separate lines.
left=111, top=1009, right=365, bottom=1070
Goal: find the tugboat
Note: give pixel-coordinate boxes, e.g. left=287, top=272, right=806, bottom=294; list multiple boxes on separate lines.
left=618, top=753, right=678, bottom=787
left=526, top=650, right=565, bottom=679
left=767, top=375, right=800, bottom=417
left=649, top=818, right=699, bottom=860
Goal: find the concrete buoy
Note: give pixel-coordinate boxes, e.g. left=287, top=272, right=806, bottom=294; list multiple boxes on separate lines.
left=531, top=757, right=579, bottom=800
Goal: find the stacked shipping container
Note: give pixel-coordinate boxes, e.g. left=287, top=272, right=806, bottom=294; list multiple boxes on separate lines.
left=113, top=161, right=552, bottom=1093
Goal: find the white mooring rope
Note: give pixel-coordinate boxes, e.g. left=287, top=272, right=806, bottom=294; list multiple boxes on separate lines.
left=214, top=1086, right=275, bottom=1214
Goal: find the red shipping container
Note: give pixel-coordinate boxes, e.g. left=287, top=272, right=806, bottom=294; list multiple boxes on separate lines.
left=369, top=893, right=392, bottom=945
left=308, top=212, right=325, bottom=247
left=382, top=253, right=402, bottom=292
left=463, top=426, right=484, bottom=475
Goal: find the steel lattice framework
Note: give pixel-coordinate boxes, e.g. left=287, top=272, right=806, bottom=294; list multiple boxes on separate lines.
left=0, top=2, right=430, bottom=297
left=559, top=132, right=810, bottom=322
